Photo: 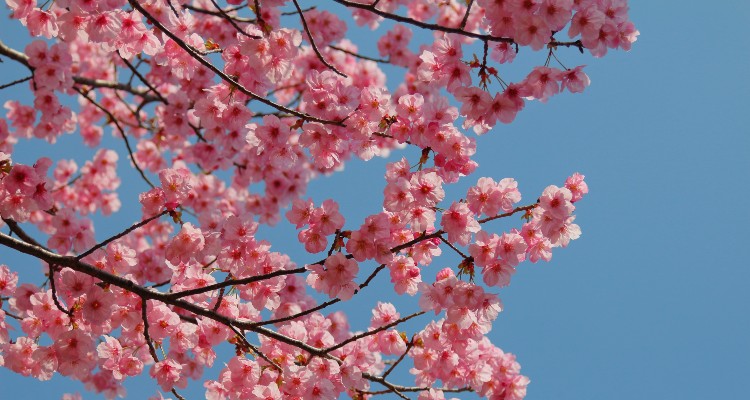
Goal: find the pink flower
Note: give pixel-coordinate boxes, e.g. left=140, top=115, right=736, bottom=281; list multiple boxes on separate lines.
left=0, top=265, right=19, bottom=296
left=306, top=253, right=359, bottom=300
left=150, top=359, right=184, bottom=392
left=158, top=168, right=194, bottom=207
left=165, top=223, right=205, bottom=264
left=564, top=172, right=589, bottom=202
left=441, top=202, right=480, bottom=246
left=561, top=65, right=591, bottom=93
left=81, top=286, right=114, bottom=326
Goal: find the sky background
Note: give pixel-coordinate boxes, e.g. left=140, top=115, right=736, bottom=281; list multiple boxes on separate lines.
left=1, top=1, right=749, bottom=399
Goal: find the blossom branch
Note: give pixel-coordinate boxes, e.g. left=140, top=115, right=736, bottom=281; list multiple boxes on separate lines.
left=381, top=334, right=414, bottom=379
left=141, top=299, right=160, bottom=363
left=292, top=0, right=347, bottom=78
left=323, top=311, right=425, bottom=354
left=0, top=231, right=332, bottom=358
left=207, top=0, right=261, bottom=38
left=48, top=265, right=74, bottom=317
left=127, top=0, right=344, bottom=126
left=0, top=39, right=160, bottom=102
left=74, top=87, right=157, bottom=189
left=76, top=210, right=168, bottom=260
left=251, top=264, right=387, bottom=327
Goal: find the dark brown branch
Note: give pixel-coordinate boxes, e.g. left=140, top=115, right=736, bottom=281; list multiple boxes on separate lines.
left=329, top=45, right=390, bottom=64
left=141, top=298, right=160, bottom=362
left=292, top=0, right=347, bottom=77
left=439, top=234, right=469, bottom=259
left=74, top=87, right=156, bottom=188
left=360, top=385, right=473, bottom=395
left=460, top=0, right=475, bottom=30
left=281, top=6, right=315, bottom=16
left=208, top=0, right=261, bottom=38
left=324, top=311, right=425, bottom=353
left=0, top=39, right=160, bottom=102
left=128, top=0, right=343, bottom=126
left=2, top=218, right=48, bottom=250
left=48, top=265, right=73, bottom=317
left=182, top=3, right=253, bottom=23
left=0, top=232, right=329, bottom=356
left=76, top=210, right=168, bottom=260
left=382, top=335, right=414, bottom=379
left=0, top=75, right=31, bottom=90
left=251, top=264, right=387, bottom=327
left=333, top=0, right=514, bottom=43
left=167, top=267, right=306, bottom=299
left=117, top=52, right=168, bottom=104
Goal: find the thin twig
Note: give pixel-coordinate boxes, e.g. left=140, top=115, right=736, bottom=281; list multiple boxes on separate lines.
left=182, top=3, right=253, bottom=22
left=208, top=0, right=260, bottom=38
left=168, top=267, right=306, bottom=299
left=0, top=75, right=31, bottom=90
left=252, top=264, right=387, bottom=327
left=117, top=52, right=168, bottom=104
left=324, top=311, right=425, bottom=353
left=74, top=87, right=156, bottom=188
left=439, top=234, right=469, bottom=258
left=141, top=298, right=160, bottom=362
left=128, top=0, right=343, bottom=126
left=329, top=45, right=390, bottom=64
left=76, top=210, right=168, bottom=260
left=48, top=265, right=74, bottom=317
left=229, top=325, right=283, bottom=371
left=382, top=335, right=414, bottom=379
left=292, top=0, right=347, bottom=77
left=460, top=0, right=475, bottom=30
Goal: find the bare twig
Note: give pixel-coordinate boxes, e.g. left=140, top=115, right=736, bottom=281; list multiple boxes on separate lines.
left=48, top=265, right=74, bottom=317
left=117, top=52, right=168, bottom=104
left=324, top=311, right=425, bottom=353
left=292, top=0, right=347, bottom=77
left=329, top=45, right=390, bottom=63
left=74, top=87, right=156, bottom=188
left=382, top=335, right=414, bottom=379
left=167, top=267, right=306, bottom=299
left=460, top=0, right=475, bottom=30
left=76, top=210, right=168, bottom=260
left=0, top=75, right=31, bottom=90
left=141, top=298, right=160, bottom=362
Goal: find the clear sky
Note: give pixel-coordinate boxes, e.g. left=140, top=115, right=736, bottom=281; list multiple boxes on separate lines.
left=1, top=1, right=749, bottom=399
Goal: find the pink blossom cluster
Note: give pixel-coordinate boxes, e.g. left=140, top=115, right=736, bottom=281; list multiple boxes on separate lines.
left=0, top=155, right=53, bottom=221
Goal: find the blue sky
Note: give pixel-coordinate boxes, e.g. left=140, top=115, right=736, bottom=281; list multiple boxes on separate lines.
left=1, top=1, right=749, bottom=399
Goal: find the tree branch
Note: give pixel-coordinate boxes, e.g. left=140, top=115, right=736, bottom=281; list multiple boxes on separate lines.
left=74, top=87, right=156, bottom=188
left=292, top=0, right=347, bottom=78
left=76, top=210, right=168, bottom=260
left=127, top=0, right=344, bottom=126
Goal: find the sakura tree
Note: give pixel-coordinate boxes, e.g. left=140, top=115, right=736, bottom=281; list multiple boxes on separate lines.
left=0, top=0, right=637, bottom=399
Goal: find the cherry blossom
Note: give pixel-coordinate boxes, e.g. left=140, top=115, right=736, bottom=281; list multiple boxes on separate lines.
left=0, top=0, right=632, bottom=397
